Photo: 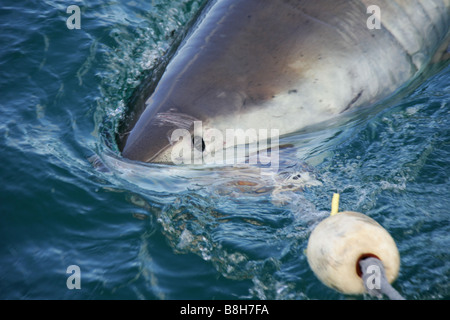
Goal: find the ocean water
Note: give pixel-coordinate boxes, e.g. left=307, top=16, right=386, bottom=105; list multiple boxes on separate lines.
left=0, top=0, right=449, bottom=300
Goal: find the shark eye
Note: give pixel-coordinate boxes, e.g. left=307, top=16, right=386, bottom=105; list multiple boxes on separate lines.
left=192, top=135, right=205, bottom=152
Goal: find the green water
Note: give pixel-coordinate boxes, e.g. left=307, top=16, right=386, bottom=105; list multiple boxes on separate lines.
left=0, top=0, right=449, bottom=300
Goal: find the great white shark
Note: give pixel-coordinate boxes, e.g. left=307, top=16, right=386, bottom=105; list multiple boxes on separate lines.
left=118, top=0, right=450, bottom=164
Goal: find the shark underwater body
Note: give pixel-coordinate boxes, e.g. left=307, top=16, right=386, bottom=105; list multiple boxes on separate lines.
left=117, top=0, right=450, bottom=166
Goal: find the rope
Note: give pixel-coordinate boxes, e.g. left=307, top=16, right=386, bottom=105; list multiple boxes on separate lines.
left=359, top=257, right=405, bottom=300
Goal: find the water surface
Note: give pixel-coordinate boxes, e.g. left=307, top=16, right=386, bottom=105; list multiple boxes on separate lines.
left=0, top=0, right=449, bottom=300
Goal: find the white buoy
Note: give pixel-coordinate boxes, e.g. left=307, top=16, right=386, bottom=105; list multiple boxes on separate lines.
left=307, top=209, right=400, bottom=295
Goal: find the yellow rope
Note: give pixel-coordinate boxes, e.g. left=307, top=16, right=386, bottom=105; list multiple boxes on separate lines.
left=330, top=193, right=340, bottom=216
